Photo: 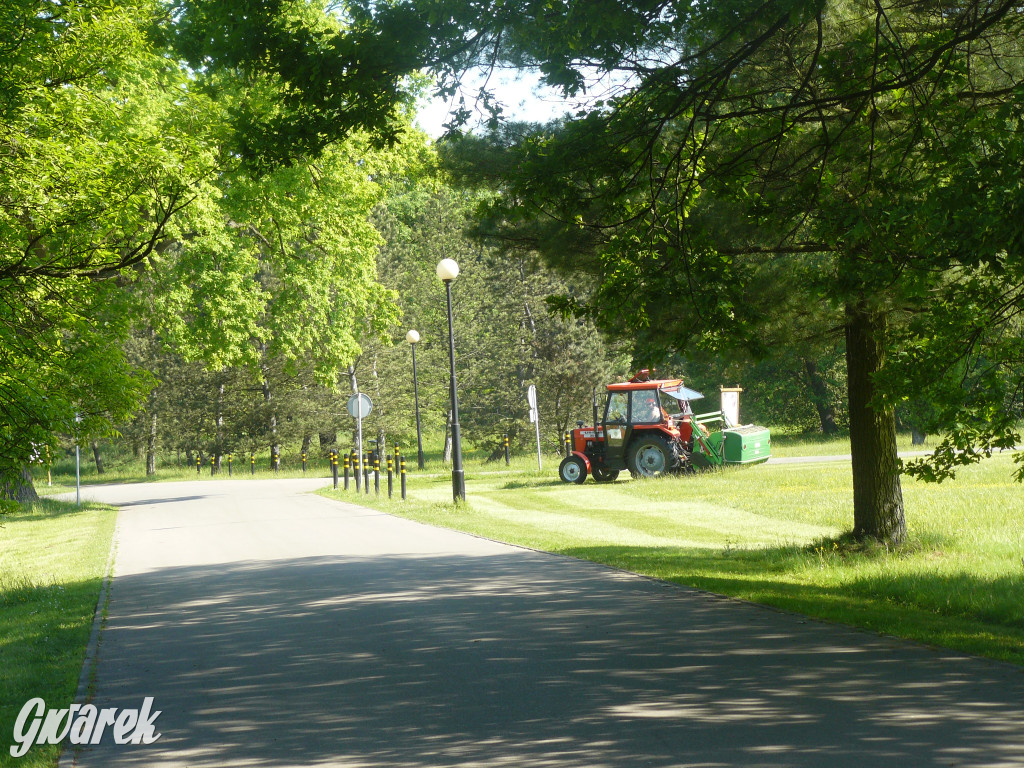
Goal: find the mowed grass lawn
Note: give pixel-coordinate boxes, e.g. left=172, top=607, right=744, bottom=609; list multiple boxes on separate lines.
left=324, top=450, right=1024, bottom=665
left=0, top=501, right=116, bottom=768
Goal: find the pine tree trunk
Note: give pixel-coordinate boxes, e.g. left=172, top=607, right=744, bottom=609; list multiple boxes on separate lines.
left=348, top=364, right=360, bottom=449
left=146, top=413, right=157, bottom=476
left=371, top=352, right=386, bottom=460
left=443, top=410, right=453, bottom=464
left=845, top=302, right=906, bottom=545
left=802, top=358, right=840, bottom=436
left=91, top=441, right=104, bottom=474
left=262, top=373, right=280, bottom=470
left=1, top=465, right=39, bottom=502
left=214, top=382, right=225, bottom=472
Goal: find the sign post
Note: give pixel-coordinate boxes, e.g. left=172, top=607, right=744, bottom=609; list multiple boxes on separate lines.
left=527, top=384, right=542, bottom=471
left=347, top=393, right=373, bottom=483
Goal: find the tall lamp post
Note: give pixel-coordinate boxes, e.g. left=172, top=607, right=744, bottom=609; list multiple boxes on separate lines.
left=436, top=258, right=466, bottom=501
left=405, top=329, right=426, bottom=470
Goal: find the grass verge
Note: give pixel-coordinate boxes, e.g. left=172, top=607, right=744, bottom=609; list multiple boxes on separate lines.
left=37, top=452, right=335, bottom=492
left=0, top=500, right=117, bottom=768
left=321, top=450, right=1024, bottom=666
left=33, top=429, right=933, bottom=489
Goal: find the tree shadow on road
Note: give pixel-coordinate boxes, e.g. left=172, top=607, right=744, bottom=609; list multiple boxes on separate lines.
left=74, top=551, right=1024, bottom=767
left=554, top=544, right=1024, bottom=666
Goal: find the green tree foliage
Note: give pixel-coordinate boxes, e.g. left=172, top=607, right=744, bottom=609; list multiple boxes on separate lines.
left=1, top=0, right=196, bottom=491
left=113, top=176, right=628, bottom=470
left=431, top=0, right=1024, bottom=543
left=682, top=348, right=848, bottom=435
left=124, top=121, right=431, bottom=467
left=356, top=183, right=629, bottom=461
left=136, top=136, right=403, bottom=462
left=0, top=0, right=423, bottom=494
left=160, top=0, right=431, bottom=168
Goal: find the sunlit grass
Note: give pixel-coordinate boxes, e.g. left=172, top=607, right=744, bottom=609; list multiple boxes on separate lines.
left=32, top=428, right=940, bottom=489
left=0, top=500, right=117, bottom=768
left=324, top=450, right=1024, bottom=665
left=766, top=430, right=941, bottom=457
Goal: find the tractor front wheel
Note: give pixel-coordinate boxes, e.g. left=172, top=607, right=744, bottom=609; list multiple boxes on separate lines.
left=558, top=455, right=588, bottom=484
left=627, top=434, right=680, bottom=479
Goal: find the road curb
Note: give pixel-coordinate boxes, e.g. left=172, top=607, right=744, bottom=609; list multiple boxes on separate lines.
left=57, top=511, right=120, bottom=768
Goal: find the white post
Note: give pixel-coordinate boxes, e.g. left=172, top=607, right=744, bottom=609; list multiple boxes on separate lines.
left=74, top=412, right=82, bottom=506
left=356, top=412, right=364, bottom=479
left=347, top=392, right=373, bottom=486
left=527, top=384, right=542, bottom=471
left=534, top=414, right=542, bottom=472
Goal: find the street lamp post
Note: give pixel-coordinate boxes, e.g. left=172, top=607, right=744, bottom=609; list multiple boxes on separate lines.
left=405, top=329, right=426, bottom=470
left=436, top=258, right=466, bottom=501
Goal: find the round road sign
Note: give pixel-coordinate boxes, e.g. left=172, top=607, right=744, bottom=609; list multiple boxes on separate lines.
left=347, top=393, right=373, bottom=419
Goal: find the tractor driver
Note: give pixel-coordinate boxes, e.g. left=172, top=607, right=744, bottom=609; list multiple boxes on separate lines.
left=634, top=392, right=665, bottom=423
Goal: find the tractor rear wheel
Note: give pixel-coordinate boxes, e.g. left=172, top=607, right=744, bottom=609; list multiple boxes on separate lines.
left=558, top=455, right=588, bottom=484
left=592, top=467, right=619, bottom=483
left=627, top=434, right=680, bottom=478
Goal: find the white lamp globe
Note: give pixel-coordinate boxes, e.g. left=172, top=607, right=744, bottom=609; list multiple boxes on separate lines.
left=436, top=258, right=460, bottom=282
left=405, top=329, right=420, bottom=345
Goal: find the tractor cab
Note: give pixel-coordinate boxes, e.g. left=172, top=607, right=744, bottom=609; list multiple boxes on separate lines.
left=601, top=380, right=703, bottom=450
left=558, top=370, right=770, bottom=484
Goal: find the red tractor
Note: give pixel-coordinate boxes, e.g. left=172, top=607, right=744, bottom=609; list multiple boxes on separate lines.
left=557, top=371, right=770, bottom=483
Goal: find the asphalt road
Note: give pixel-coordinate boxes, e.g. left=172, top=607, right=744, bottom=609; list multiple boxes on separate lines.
left=60, top=478, right=1024, bottom=768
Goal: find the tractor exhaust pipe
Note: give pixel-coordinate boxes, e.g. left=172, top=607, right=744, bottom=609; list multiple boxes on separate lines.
left=592, top=387, right=599, bottom=429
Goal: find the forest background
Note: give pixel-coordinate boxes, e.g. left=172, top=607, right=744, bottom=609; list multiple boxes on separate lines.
left=0, top=0, right=847, bottom=490
left=2, top=0, right=1022, bottom=545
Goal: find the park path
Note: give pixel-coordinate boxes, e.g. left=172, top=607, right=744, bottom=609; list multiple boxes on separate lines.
left=62, top=478, right=1024, bottom=768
